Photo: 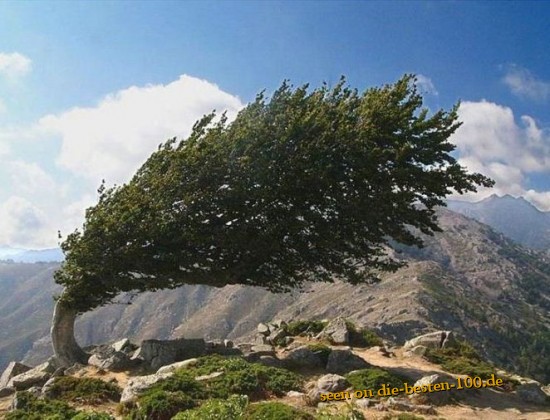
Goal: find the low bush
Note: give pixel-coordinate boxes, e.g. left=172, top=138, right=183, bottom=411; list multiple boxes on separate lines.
left=284, top=320, right=328, bottom=336
left=316, top=403, right=365, bottom=419
left=72, top=412, right=115, bottom=420
left=244, top=401, right=314, bottom=419
left=345, top=320, right=383, bottom=348
left=127, top=390, right=196, bottom=420
left=345, top=368, right=406, bottom=391
left=425, top=340, right=497, bottom=379
left=46, top=376, right=121, bottom=404
left=5, top=391, right=78, bottom=420
left=172, top=395, right=248, bottom=420
left=306, top=343, right=332, bottom=366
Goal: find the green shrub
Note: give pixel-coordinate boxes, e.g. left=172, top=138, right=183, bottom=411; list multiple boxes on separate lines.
left=46, top=376, right=121, bottom=404
left=285, top=320, right=328, bottom=336
left=71, top=412, right=115, bottom=420
left=345, top=368, right=405, bottom=391
left=5, top=391, right=78, bottom=420
left=172, top=395, right=248, bottom=420
left=128, top=390, right=196, bottom=420
left=307, top=343, right=332, bottom=366
left=316, top=403, right=365, bottom=419
left=345, top=320, right=383, bottom=347
left=381, top=414, right=425, bottom=420
left=244, top=401, right=314, bottom=419
left=425, top=340, right=497, bottom=379
left=143, top=355, right=302, bottom=402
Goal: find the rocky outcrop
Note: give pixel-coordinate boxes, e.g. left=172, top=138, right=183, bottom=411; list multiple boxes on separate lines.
left=7, top=359, right=59, bottom=391
left=0, top=362, right=31, bottom=389
left=120, top=372, right=174, bottom=403
left=516, top=383, right=548, bottom=405
left=136, top=338, right=206, bottom=370
left=404, top=331, right=455, bottom=350
left=325, top=348, right=370, bottom=374
left=306, top=374, right=349, bottom=405
left=318, top=317, right=350, bottom=345
left=281, top=345, right=326, bottom=370
left=156, top=358, right=199, bottom=374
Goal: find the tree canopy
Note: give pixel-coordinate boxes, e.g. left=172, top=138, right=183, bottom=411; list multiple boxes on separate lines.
left=54, top=75, right=493, bottom=313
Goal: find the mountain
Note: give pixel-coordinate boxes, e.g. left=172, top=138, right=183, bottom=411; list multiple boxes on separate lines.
left=448, top=194, right=550, bottom=250
left=0, top=246, right=64, bottom=263
left=0, top=208, right=548, bottom=383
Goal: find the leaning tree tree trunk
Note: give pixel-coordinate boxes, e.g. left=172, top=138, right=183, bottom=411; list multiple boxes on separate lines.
left=51, top=293, right=89, bottom=367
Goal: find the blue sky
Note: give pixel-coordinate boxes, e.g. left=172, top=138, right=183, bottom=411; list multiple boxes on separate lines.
left=0, top=1, right=549, bottom=248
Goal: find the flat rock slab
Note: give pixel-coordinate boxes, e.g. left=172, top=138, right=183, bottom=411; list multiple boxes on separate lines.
left=0, top=362, right=32, bottom=389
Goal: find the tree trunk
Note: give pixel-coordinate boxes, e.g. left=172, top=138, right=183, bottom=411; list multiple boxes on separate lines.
left=51, top=294, right=88, bottom=367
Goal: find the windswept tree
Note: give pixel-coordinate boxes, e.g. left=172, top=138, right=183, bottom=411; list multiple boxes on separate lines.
left=52, top=75, right=493, bottom=366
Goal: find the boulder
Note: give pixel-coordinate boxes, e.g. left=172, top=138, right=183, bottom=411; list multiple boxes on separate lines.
left=257, top=323, right=270, bottom=336
left=281, top=345, right=326, bottom=370
left=257, top=355, right=284, bottom=368
left=64, top=363, right=86, bottom=376
left=404, top=331, right=455, bottom=350
left=7, top=360, right=58, bottom=391
left=0, top=386, right=15, bottom=397
left=408, top=374, right=455, bottom=405
left=89, top=351, right=135, bottom=371
left=41, top=377, right=57, bottom=398
left=386, top=397, right=436, bottom=414
left=319, top=317, right=350, bottom=345
left=516, top=383, right=548, bottom=405
left=156, top=358, right=199, bottom=374
left=404, top=345, right=428, bottom=357
left=120, top=372, right=174, bottom=403
left=267, top=328, right=287, bottom=345
left=223, top=339, right=234, bottom=349
left=306, top=374, right=349, bottom=405
left=0, top=362, right=31, bottom=389
left=139, top=338, right=206, bottom=370
left=326, top=348, right=370, bottom=373
left=112, top=338, right=133, bottom=353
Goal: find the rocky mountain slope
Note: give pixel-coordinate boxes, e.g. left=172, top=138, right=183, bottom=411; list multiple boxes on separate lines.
left=0, top=208, right=548, bottom=383
left=448, top=194, right=550, bottom=250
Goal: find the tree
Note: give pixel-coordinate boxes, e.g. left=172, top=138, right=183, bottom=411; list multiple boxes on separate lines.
left=51, top=75, right=493, bottom=366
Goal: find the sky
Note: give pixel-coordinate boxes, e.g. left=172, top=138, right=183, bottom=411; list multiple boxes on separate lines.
left=0, top=1, right=549, bottom=249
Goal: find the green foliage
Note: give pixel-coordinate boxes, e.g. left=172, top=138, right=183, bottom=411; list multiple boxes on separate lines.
left=344, top=320, right=383, bottom=347
left=425, top=340, right=497, bottom=379
left=5, top=391, right=78, bottom=420
left=345, top=368, right=405, bottom=391
left=285, top=320, right=328, bottom=336
left=127, top=390, right=196, bottom=420
left=316, top=403, right=365, bottom=419
left=381, top=414, right=425, bottom=420
left=46, top=376, right=121, bottom=404
left=54, top=75, right=493, bottom=313
left=306, top=343, right=332, bottom=366
left=144, top=355, right=302, bottom=402
left=72, top=412, right=115, bottom=420
left=244, top=401, right=314, bottom=420
left=517, top=330, right=550, bottom=383
left=171, top=395, right=248, bottom=420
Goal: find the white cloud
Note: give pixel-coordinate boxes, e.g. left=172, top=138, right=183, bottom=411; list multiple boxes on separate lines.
left=0, top=52, right=32, bottom=79
left=415, top=74, right=438, bottom=96
left=40, top=75, right=244, bottom=186
left=451, top=100, right=550, bottom=210
left=502, top=65, right=550, bottom=102
left=0, top=196, right=51, bottom=248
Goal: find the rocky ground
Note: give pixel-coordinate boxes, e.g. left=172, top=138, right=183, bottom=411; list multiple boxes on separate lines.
left=0, top=318, right=548, bottom=419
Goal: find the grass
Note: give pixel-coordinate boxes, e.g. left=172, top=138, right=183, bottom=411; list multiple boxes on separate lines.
left=46, top=376, right=121, bottom=404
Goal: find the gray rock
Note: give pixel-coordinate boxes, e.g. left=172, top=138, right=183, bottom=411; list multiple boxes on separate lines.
left=326, top=348, right=370, bottom=373
left=88, top=351, right=135, bottom=371
left=195, top=371, right=224, bottom=381
left=286, top=390, right=305, bottom=398
left=0, top=362, right=31, bottom=389
left=223, top=339, right=234, bottom=349
left=257, top=323, right=270, bottom=336
left=64, top=363, right=86, bottom=376
left=41, top=377, right=57, bottom=398
left=0, top=386, right=15, bottom=397
left=404, top=345, right=428, bottom=357
left=7, top=361, right=57, bottom=390
left=257, top=355, right=284, bottom=368
left=139, top=338, right=206, bottom=370
left=516, top=383, right=548, bottom=405
left=282, top=345, right=327, bottom=370
left=387, top=397, right=436, bottom=414
left=404, top=331, right=455, bottom=350
left=320, top=317, right=350, bottom=345
left=250, top=344, right=275, bottom=355
left=271, top=319, right=287, bottom=329
left=306, top=374, right=349, bottom=405
left=156, top=358, right=199, bottom=374
left=354, top=398, right=379, bottom=409
left=408, top=374, right=455, bottom=405
left=267, top=328, right=287, bottom=345
left=112, top=338, right=132, bottom=353
left=120, top=372, right=174, bottom=403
